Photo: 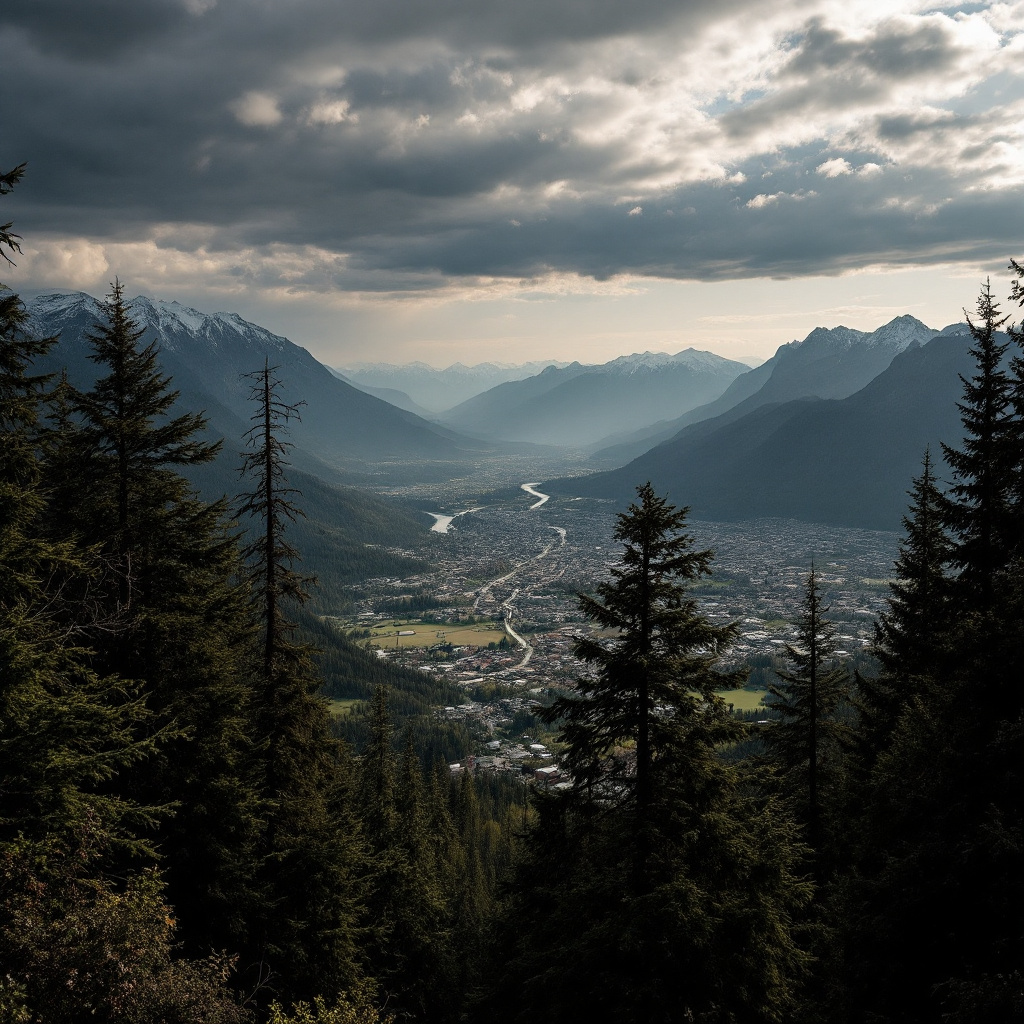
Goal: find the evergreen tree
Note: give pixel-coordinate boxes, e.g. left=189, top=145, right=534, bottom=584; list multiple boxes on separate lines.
left=355, top=691, right=459, bottom=1022
left=485, top=484, right=811, bottom=1024
left=940, top=279, right=1012, bottom=608
left=0, top=179, right=160, bottom=862
left=763, top=565, right=850, bottom=867
left=845, top=277, right=1024, bottom=1024
left=1006, top=256, right=1024, bottom=552
left=549, top=482, right=745, bottom=891
left=0, top=166, right=245, bottom=1023
left=862, top=449, right=951, bottom=755
left=238, top=361, right=364, bottom=1006
left=43, top=282, right=262, bottom=959
left=55, top=280, right=221, bottom=615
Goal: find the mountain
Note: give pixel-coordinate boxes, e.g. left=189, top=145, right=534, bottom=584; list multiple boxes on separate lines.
left=545, top=325, right=975, bottom=531
left=27, top=292, right=489, bottom=478
left=588, top=315, right=939, bottom=464
left=337, top=359, right=572, bottom=413
left=25, top=291, right=453, bottom=606
left=328, top=369, right=432, bottom=418
left=438, top=349, right=750, bottom=447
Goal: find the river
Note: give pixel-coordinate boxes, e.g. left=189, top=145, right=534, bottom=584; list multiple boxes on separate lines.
left=423, top=507, right=484, bottom=534
left=521, top=482, right=550, bottom=509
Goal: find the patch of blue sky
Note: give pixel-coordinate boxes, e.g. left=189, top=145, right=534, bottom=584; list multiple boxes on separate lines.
left=942, top=69, right=1024, bottom=119
left=921, top=2, right=994, bottom=16
left=702, top=90, right=767, bottom=118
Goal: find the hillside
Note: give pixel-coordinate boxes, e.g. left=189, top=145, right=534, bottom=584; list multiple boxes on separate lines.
left=588, top=315, right=939, bottom=464
left=439, top=349, right=750, bottom=447
left=546, top=326, right=976, bottom=530
left=27, top=291, right=491, bottom=479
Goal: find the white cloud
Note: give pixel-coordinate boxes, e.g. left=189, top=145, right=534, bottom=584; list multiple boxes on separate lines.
left=628, top=206, right=643, bottom=216
left=817, top=157, right=853, bottom=177
left=230, top=91, right=283, bottom=127
left=306, top=98, right=357, bottom=125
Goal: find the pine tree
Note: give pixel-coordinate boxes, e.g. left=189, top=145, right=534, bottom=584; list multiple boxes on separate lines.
left=1006, top=256, right=1024, bottom=555
left=0, top=171, right=158, bottom=859
left=57, top=280, right=221, bottom=616
left=844, top=276, right=1024, bottom=1024
left=43, top=283, right=263, bottom=958
left=0, top=166, right=244, bottom=1022
left=548, top=482, right=744, bottom=891
left=763, top=565, right=850, bottom=866
left=355, top=692, right=459, bottom=1022
left=862, top=449, right=951, bottom=755
left=485, top=484, right=811, bottom=1024
left=940, top=279, right=1013, bottom=608
left=237, top=361, right=364, bottom=1005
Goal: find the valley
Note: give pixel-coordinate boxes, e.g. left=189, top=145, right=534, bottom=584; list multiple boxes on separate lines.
left=333, top=481, right=899, bottom=749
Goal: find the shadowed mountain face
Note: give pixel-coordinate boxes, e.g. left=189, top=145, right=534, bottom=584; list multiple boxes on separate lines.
left=437, top=349, right=751, bottom=447
left=27, top=292, right=490, bottom=478
left=588, top=315, right=940, bottom=465
left=546, top=325, right=977, bottom=531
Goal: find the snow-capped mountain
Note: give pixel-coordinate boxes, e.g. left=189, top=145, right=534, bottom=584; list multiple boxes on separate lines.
left=26, top=291, right=487, bottom=475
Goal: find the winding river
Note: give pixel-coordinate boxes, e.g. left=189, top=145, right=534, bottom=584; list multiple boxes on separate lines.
left=521, top=482, right=550, bottom=509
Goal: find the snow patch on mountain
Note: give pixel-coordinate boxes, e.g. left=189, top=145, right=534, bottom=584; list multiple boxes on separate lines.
left=865, top=315, right=937, bottom=350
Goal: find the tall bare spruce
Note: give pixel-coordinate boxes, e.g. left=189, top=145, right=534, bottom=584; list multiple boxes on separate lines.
left=237, top=360, right=364, bottom=1006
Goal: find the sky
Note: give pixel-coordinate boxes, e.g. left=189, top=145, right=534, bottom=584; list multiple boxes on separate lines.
left=3, top=0, right=1024, bottom=367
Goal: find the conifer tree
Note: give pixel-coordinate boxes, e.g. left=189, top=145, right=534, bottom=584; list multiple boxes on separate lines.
left=486, top=484, right=811, bottom=1024
left=43, top=283, right=263, bottom=958
left=1006, top=256, right=1024, bottom=553
left=862, top=449, right=951, bottom=755
left=0, top=166, right=246, bottom=1022
left=238, top=361, right=364, bottom=1005
left=355, top=691, right=459, bottom=1022
left=940, top=279, right=1013, bottom=608
left=763, top=565, right=850, bottom=866
left=549, top=482, right=744, bottom=890
left=0, top=176, right=158, bottom=861
left=845, top=277, right=1024, bottom=1024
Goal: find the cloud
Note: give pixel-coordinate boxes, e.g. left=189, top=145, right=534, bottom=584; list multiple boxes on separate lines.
left=2, top=0, right=1023, bottom=306
left=746, top=193, right=782, bottom=208
left=230, top=91, right=282, bottom=127
left=817, top=157, right=852, bottom=176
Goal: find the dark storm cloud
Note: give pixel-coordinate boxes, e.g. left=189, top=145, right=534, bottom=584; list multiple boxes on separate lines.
left=339, top=164, right=1024, bottom=283
left=3, top=0, right=1023, bottom=295
left=5, top=0, right=741, bottom=57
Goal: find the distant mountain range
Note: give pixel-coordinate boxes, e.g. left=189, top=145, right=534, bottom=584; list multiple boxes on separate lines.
left=328, top=370, right=433, bottom=418
left=27, top=292, right=491, bottom=480
left=545, top=323, right=977, bottom=530
left=436, top=349, right=752, bottom=447
left=337, top=359, right=572, bottom=413
left=589, top=315, right=940, bottom=465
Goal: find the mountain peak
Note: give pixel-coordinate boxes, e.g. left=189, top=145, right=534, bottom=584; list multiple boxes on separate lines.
left=867, top=314, right=937, bottom=350
left=799, top=325, right=870, bottom=351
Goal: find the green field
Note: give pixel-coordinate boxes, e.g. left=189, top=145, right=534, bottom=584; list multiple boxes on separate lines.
left=362, top=619, right=508, bottom=649
left=715, top=689, right=768, bottom=711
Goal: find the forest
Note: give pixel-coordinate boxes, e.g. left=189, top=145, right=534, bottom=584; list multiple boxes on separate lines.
left=1, top=161, right=1022, bottom=1023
